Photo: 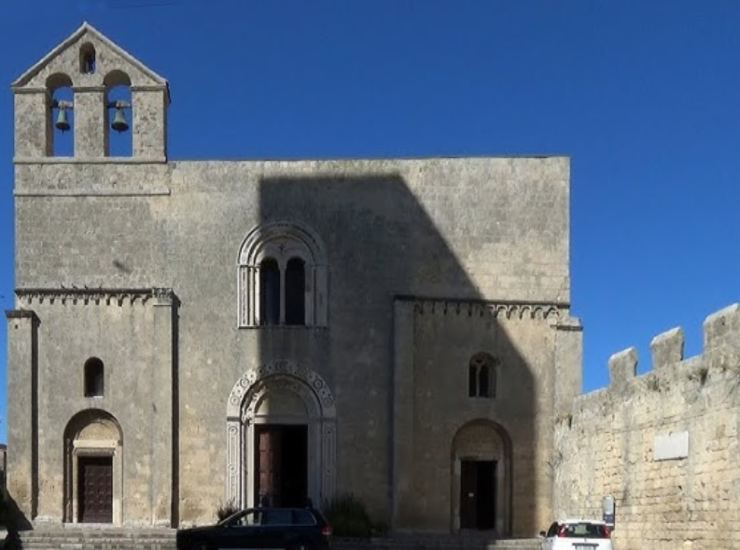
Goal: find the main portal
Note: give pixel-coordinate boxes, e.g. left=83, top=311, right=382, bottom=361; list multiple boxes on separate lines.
left=255, top=424, right=308, bottom=507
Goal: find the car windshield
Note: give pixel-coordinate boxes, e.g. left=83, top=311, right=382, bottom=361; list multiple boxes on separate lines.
left=218, top=510, right=262, bottom=527
left=560, top=522, right=609, bottom=538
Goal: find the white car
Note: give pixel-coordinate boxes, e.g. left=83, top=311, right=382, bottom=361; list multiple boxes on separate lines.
left=540, top=519, right=613, bottom=549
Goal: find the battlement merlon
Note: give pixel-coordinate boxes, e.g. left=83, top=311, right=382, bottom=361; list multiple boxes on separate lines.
left=703, top=303, right=740, bottom=351
left=650, top=327, right=684, bottom=369
left=607, top=302, right=739, bottom=392
left=608, top=347, right=638, bottom=391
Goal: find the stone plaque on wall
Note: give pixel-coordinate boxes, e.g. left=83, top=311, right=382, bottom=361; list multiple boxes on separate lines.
left=654, top=431, right=689, bottom=461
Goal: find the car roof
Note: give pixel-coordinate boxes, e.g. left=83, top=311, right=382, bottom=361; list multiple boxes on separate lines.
left=558, top=519, right=607, bottom=525
left=247, top=507, right=310, bottom=510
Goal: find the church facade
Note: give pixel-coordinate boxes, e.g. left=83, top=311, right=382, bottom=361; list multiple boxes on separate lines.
left=6, top=24, right=582, bottom=535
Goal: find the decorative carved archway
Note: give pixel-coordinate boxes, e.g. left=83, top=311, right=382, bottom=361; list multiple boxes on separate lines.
left=226, top=360, right=336, bottom=507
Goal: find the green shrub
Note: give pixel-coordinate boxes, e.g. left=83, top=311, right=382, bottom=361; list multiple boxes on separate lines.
left=370, top=519, right=389, bottom=536
left=323, top=494, right=373, bottom=538
left=216, top=500, right=240, bottom=522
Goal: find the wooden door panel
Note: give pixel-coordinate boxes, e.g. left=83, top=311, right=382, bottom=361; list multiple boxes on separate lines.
left=255, top=425, right=308, bottom=508
left=256, top=427, right=283, bottom=506
left=476, top=461, right=495, bottom=530
left=78, top=456, right=112, bottom=523
left=460, top=460, right=477, bottom=528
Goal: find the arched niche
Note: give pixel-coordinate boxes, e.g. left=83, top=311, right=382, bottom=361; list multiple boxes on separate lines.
left=226, top=360, right=336, bottom=508
left=79, top=42, right=96, bottom=74
left=450, top=419, right=512, bottom=535
left=63, top=409, right=123, bottom=525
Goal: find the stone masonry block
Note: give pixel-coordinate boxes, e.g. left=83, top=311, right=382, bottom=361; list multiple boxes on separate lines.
left=703, top=303, right=740, bottom=350
left=609, top=347, right=638, bottom=392
left=650, top=327, right=684, bottom=369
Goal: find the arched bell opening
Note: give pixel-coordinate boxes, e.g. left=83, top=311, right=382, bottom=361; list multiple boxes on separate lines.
left=63, top=409, right=123, bottom=525
left=103, top=70, right=132, bottom=157
left=79, top=42, right=96, bottom=74
left=46, top=73, right=74, bottom=157
left=451, top=419, right=512, bottom=536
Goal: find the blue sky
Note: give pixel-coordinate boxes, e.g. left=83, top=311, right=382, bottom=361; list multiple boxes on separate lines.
left=1, top=0, right=739, bottom=443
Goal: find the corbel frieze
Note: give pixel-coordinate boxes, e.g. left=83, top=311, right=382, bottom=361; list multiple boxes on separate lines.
left=15, top=287, right=175, bottom=307
left=410, top=297, right=567, bottom=321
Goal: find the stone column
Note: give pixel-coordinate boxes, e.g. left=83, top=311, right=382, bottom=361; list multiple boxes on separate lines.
left=131, top=87, right=168, bottom=160
left=73, top=87, right=106, bottom=158
left=6, top=309, right=39, bottom=522
left=14, top=90, right=50, bottom=159
left=151, top=290, right=176, bottom=526
left=391, top=299, right=415, bottom=528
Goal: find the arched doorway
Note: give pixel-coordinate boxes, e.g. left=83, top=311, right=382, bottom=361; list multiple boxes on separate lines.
left=226, top=361, right=336, bottom=508
left=451, top=420, right=511, bottom=535
left=63, top=409, right=123, bottom=524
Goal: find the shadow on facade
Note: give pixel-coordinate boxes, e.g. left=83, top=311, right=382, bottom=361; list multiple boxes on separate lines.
left=232, top=173, right=541, bottom=536
left=3, top=492, right=33, bottom=533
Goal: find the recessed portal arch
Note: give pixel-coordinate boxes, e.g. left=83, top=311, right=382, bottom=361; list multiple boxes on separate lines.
left=451, top=419, right=512, bottom=535
left=63, top=409, right=123, bottom=524
left=226, top=360, right=336, bottom=508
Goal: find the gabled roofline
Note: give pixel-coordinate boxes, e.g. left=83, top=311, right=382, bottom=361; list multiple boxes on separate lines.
left=12, top=22, right=170, bottom=102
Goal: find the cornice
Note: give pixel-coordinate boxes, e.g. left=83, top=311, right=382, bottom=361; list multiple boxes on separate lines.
left=15, top=287, right=175, bottom=306
left=5, top=309, right=39, bottom=321
left=395, top=295, right=568, bottom=322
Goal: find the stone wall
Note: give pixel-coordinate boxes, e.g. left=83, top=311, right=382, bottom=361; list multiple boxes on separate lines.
left=554, top=304, right=740, bottom=549
left=391, top=297, right=581, bottom=535
left=7, top=289, right=176, bottom=527
left=10, top=156, right=576, bottom=529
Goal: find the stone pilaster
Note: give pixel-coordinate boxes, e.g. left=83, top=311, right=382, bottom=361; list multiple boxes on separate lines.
left=5, top=309, right=39, bottom=522
left=554, top=315, right=582, bottom=416
left=132, top=87, right=168, bottom=160
left=73, top=87, right=106, bottom=158
left=150, top=289, right=176, bottom=526
left=391, top=299, right=415, bottom=528
left=14, top=90, right=50, bottom=159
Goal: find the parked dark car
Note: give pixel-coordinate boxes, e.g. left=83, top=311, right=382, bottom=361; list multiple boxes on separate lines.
left=176, top=506, right=333, bottom=550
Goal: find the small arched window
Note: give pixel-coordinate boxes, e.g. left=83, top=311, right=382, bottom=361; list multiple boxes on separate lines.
left=79, top=43, right=96, bottom=74
left=468, top=353, right=497, bottom=398
left=285, top=257, right=306, bottom=325
left=259, top=258, right=280, bottom=326
left=84, top=357, right=104, bottom=398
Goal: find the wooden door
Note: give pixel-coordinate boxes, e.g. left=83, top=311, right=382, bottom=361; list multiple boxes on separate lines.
left=460, top=460, right=477, bottom=528
left=476, top=461, right=496, bottom=530
left=460, top=460, right=496, bottom=530
left=78, top=456, right=113, bottom=523
left=256, top=427, right=283, bottom=506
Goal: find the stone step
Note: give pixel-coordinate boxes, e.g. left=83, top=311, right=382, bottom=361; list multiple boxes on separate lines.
left=334, top=537, right=541, bottom=550
left=12, top=530, right=540, bottom=550
left=14, top=528, right=176, bottom=550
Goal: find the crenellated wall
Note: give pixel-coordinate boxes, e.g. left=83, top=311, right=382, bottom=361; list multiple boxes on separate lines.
left=554, top=304, right=740, bottom=549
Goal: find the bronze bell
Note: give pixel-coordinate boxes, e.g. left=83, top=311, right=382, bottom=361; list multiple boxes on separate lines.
left=111, top=107, right=129, bottom=133
left=55, top=107, right=70, bottom=132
